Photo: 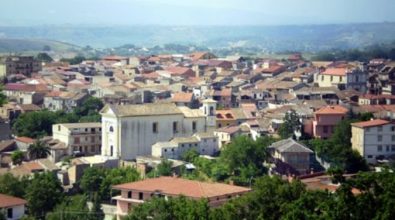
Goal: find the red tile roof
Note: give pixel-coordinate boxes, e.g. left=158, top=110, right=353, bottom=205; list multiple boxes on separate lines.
left=0, top=194, right=27, bottom=208
left=15, top=136, right=35, bottom=144
left=172, top=92, right=193, bottom=103
left=113, top=177, right=250, bottom=199
left=315, top=105, right=348, bottom=115
left=321, top=68, right=347, bottom=76
left=351, top=119, right=390, bottom=128
left=164, top=67, right=194, bottom=76
left=4, top=83, right=48, bottom=92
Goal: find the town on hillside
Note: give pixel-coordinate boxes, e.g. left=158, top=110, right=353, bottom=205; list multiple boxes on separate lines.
left=0, top=52, right=395, bottom=219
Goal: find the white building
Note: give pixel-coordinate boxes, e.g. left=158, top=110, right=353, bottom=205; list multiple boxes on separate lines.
left=0, top=194, right=27, bottom=220
left=100, top=103, right=208, bottom=160
left=151, top=132, right=219, bottom=159
left=51, top=123, right=102, bottom=162
left=351, top=119, right=395, bottom=164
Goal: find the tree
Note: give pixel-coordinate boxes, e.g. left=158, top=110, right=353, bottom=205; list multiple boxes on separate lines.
left=36, top=53, right=54, bottom=63
left=11, top=150, right=24, bottom=165
left=46, top=195, right=90, bottom=220
left=13, top=110, right=58, bottom=138
left=99, top=167, right=140, bottom=200
left=220, top=136, right=274, bottom=185
left=79, top=167, right=106, bottom=199
left=0, top=173, right=28, bottom=197
left=181, top=148, right=199, bottom=162
left=28, top=140, right=50, bottom=160
left=73, top=97, right=104, bottom=117
left=155, top=159, right=173, bottom=177
left=0, top=86, right=7, bottom=107
left=278, top=110, right=302, bottom=139
left=26, top=172, right=63, bottom=218
left=89, top=193, right=104, bottom=220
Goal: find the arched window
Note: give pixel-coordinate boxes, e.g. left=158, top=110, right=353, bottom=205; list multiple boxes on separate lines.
left=110, top=145, right=114, bottom=157
left=209, top=106, right=214, bottom=116
left=109, top=126, right=114, bottom=132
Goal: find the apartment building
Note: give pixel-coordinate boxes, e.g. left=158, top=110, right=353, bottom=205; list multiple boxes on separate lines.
left=315, top=65, right=368, bottom=92
left=312, top=105, right=348, bottom=139
left=51, top=123, right=102, bottom=161
left=112, top=177, right=251, bottom=219
left=0, top=56, right=42, bottom=78
left=351, top=119, right=395, bottom=164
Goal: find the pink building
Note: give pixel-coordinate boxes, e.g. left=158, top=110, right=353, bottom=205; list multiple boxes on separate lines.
left=312, top=105, right=348, bottom=139
left=112, top=177, right=251, bottom=219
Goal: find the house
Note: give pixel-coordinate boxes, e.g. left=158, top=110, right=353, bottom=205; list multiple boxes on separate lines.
left=351, top=119, right=395, bottom=164
left=0, top=194, right=27, bottom=220
left=315, top=65, right=368, bottom=92
left=310, top=105, right=348, bottom=139
left=268, top=138, right=313, bottom=175
left=210, top=88, right=233, bottom=108
left=51, top=123, right=102, bottom=162
left=163, top=67, right=196, bottom=79
left=171, top=92, right=197, bottom=108
left=100, top=103, right=207, bottom=161
left=151, top=133, right=218, bottom=159
left=189, top=52, right=217, bottom=61
left=15, top=137, right=35, bottom=152
left=112, top=177, right=251, bottom=219
left=3, top=83, right=47, bottom=105
left=215, top=109, right=237, bottom=128
left=44, top=91, right=88, bottom=112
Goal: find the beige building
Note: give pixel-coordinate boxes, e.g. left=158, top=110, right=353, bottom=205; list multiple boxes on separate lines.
left=315, top=65, right=367, bottom=92
left=351, top=119, right=395, bottom=164
left=0, top=56, right=42, bottom=78
left=51, top=123, right=102, bottom=161
left=100, top=103, right=208, bottom=161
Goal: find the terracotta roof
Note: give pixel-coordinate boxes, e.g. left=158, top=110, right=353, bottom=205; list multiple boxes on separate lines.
left=351, top=119, right=390, bottom=128
left=0, top=194, right=27, bottom=208
left=164, top=67, right=194, bottom=76
left=315, top=106, right=348, bottom=115
left=255, top=65, right=284, bottom=74
left=321, top=68, right=347, bottom=76
left=4, top=83, right=48, bottom=92
left=216, top=110, right=235, bottom=120
left=103, top=55, right=127, bottom=61
left=0, top=140, right=16, bottom=152
left=172, top=92, right=193, bottom=103
left=113, top=177, right=250, bottom=199
left=15, top=137, right=35, bottom=144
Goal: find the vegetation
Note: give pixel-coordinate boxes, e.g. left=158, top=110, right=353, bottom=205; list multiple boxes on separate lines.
left=11, top=150, right=25, bottom=165
left=80, top=166, right=140, bottom=201
left=28, top=140, right=51, bottom=160
left=13, top=97, right=103, bottom=138
left=0, top=173, right=28, bottom=197
left=46, top=195, right=91, bottom=220
left=123, top=171, right=395, bottom=220
left=278, top=109, right=302, bottom=139
left=36, top=52, right=54, bottom=63
left=25, top=172, right=64, bottom=219
left=60, top=55, right=86, bottom=65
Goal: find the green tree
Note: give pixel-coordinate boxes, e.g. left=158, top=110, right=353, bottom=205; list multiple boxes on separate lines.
left=73, top=97, right=104, bottom=117
left=46, top=194, right=90, bottom=220
left=36, top=53, right=54, bottom=63
left=99, top=167, right=140, bottom=200
left=156, top=159, right=173, bottom=177
left=89, top=193, right=104, bottom=220
left=220, top=136, right=274, bottom=185
left=278, top=110, right=301, bottom=139
left=79, top=167, right=106, bottom=199
left=181, top=148, right=199, bottom=162
left=11, top=150, right=24, bottom=165
left=0, top=86, right=7, bottom=107
left=13, top=110, right=58, bottom=138
left=28, top=140, right=50, bottom=160
left=26, top=172, right=63, bottom=219
left=0, top=173, right=28, bottom=197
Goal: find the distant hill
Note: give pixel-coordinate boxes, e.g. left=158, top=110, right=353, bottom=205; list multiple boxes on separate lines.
left=0, top=38, right=81, bottom=53
left=0, top=23, right=394, bottom=53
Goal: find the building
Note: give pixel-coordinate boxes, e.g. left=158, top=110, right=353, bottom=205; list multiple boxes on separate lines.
left=44, top=91, right=88, bottom=113
left=100, top=103, right=207, bottom=160
left=0, top=56, right=42, bottom=78
left=315, top=65, right=367, bottom=92
left=351, top=119, right=395, bottom=164
left=268, top=138, right=313, bottom=175
left=312, top=105, right=348, bottom=139
left=0, top=194, right=27, bottom=220
left=3, top=83, right=48, bottom=105
left=51, top=123, right=102, bottom=162
left=112, top=177, right=251, bottom=219
left=151, top=132, right=218, bottom=159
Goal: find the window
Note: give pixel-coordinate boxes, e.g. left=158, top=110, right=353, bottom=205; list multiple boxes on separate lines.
left=392, top=145, right=395, bottom=152
left=7, top=208, right=13, bottom=219
left=109, top=126, right=114, bottom=132
left=173, top=122, right=178, bottom=133
left=153, top=122, right=158, bottom=133
left=323, top=126, right=328, bottom=133
left=378, top=135, right=382, bottom=142
left=128, top=191, right=132, bottom=198
left=164, top=149, right=167, bottom=152
left=209, top=106, right=214, bottom=116
left=91, top=146, right=95, bottom=153
left=367, top=155, right=373, bottom=158
left=74, top=137, right=80, bottom=144
left=378, top=145, right=383, bottom=152
left=340, top=76, right=343, bottom=82
left=91, top=136, right=95, bottom=142
left=192, top=121, right=197, bottom=131
left=355, top=75, right=359, bottom=82
left=58, top=125, right=61, bottom=131
left=330, top=76, right=333, bottom=81
left=366, top=127, right=370, bottom=132
left=110, top=145, right=114, bottom=157
left=392, top=126, right=395, bottom=132
left=386, top=145, right=390, bottom=152
left=392, top=135, right=395, bottom=141
left=321, top=75, right=324, bottom=81
left=378, top=126, right=383, bottom=132
left=139, top=192, right=144, bottom=200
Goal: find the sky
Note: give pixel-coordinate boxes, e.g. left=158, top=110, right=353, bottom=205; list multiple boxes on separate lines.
left=1, top=0, right=394, bottom=26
